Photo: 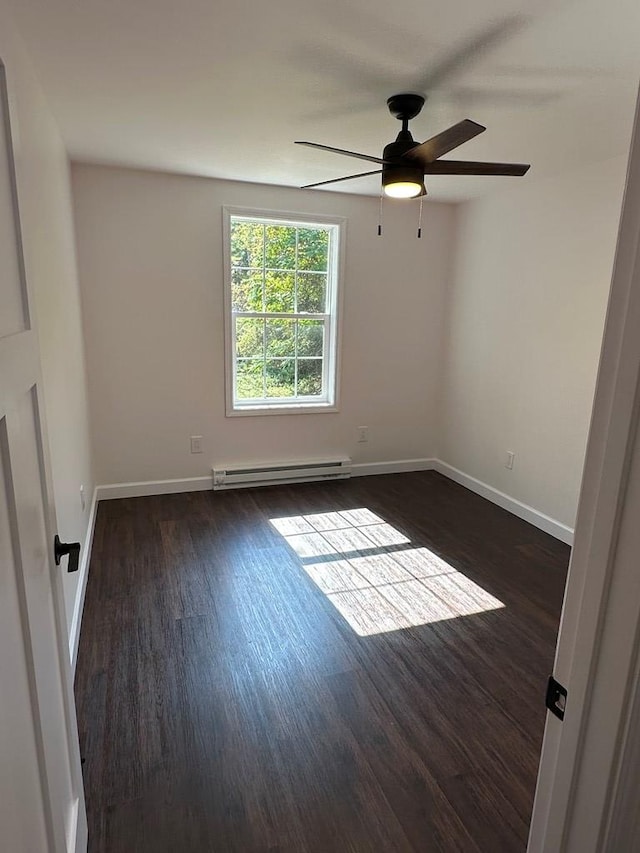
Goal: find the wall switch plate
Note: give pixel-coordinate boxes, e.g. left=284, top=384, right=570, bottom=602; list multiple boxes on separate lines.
left=79, top=484, right=86, bottom=511
left=506, top=451, right=515, bottom=470
left=190, top=435, right=204, bottom=454
left=357, top=426, right=368, bottom=443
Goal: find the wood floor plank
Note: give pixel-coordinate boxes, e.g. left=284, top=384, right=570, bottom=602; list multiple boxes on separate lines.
left=75, top=471, right=569, bottom=851
left=326, top=668, right=483, bottom=853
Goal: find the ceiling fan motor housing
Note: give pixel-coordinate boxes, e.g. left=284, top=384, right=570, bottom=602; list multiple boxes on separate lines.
left=382, top=130, right=424, bottom=193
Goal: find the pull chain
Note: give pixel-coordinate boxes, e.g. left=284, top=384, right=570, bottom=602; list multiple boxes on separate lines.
left=417, top=193, right=424, bottom=238
left=378, top=189, right=384, bottom=236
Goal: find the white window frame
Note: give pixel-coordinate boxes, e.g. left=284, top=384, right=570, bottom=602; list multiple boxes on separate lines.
left=223, top=206, right=345, bottom=416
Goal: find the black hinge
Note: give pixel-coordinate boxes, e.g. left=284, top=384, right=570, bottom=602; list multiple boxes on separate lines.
left=546, top=675, right=568, bottom=721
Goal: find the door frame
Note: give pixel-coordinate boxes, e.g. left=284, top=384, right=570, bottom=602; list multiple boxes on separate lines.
left=528, top=83, right=640, bottom=851
left=34, top=311, right=88, bottom=853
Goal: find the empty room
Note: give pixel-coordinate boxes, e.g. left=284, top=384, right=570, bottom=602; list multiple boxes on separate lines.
left=3, top=0, right=640, bottom=851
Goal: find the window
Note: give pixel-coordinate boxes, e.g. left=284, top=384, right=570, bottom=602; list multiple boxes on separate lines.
left=224, top=208, right=343, bottom=414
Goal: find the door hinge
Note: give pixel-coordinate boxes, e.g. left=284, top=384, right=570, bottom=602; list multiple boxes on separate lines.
left=546, top=675, right=568, bottom=721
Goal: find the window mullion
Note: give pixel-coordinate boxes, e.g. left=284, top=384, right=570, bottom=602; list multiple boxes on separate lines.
left=231, top=311, right=329, bottom=321
left=294, top=227, right=299, bottom=315
left=294, top=318, right=299, bottom=397
left=261, top=317, right=266, bottom=399
left=261, top=223, right=266, bottom=313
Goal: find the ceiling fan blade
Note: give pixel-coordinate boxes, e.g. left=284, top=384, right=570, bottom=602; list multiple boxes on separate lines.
left=403, top=120, right=486, bottom=165
left=417, top=17, right=527, bottom=92
left=296, top=16, right=527, bottom=122
left=450, top=86, right=558, bottom=108
left=301, top=170, right=382, bottom=189
left=422, top=160, right=530, bottom=176
left=295, top=141, right=386, bottom=165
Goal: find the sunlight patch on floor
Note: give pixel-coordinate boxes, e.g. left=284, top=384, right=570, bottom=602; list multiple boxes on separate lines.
left=270, top=508, right=504, bottom=636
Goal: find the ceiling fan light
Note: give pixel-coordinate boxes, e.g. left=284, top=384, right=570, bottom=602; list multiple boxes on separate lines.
left=382, top=157, right=424, bottom=200
left=384, top=180, right=422, bottom=199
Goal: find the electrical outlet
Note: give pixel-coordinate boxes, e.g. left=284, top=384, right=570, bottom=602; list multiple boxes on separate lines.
left=79, top=484, right=86, bottom=511
left=190, top=435, right=204, bottom=454
left=357, top=426, right=369, bottom=443
left=506, top=451, right=515, bottom=470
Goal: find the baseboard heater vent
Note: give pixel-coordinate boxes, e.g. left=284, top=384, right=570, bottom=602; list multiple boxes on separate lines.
left=212, top=457, right=352, bottom=490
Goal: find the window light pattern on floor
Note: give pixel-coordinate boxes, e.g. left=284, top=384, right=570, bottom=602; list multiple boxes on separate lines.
left=270, top=508, right=504, bottom=636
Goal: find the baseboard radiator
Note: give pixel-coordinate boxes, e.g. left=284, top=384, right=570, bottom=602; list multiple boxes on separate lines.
left=212, top=457, right=352, bottom=490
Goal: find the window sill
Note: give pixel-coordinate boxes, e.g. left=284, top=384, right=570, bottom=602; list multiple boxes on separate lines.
left=226, top=402, right=339, bottom=417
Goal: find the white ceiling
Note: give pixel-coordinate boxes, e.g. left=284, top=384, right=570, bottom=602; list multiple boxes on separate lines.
left=9, top=0, right=640, bottom=201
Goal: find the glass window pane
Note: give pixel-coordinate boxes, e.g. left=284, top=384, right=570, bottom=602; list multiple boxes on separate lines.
left=266, top=319, right=295, bottom=357
left=297, top=319, right=324, bottom=357
left=265, top=359, right=295, bottom=397
left=297, top=272, right=326, bottom=313
left=265, top=225, right=296, bottom=269
left=231, top=220, right=264, bottom=268
left=236, top=359, right=264, bottom=399
left=232, top=268, right=263, bottom=312
left=265, top=271, right=294, bottom=313
left=229, top=215, right=340, bottom=410
left=298, top=227, right=329, bottom=271
left=298, top=359, right=323, bottom=396
left=236, top=318, right=264, bottom=358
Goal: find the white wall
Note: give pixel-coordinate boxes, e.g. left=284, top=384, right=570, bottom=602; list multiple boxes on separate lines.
left=70, top=155, right=628, bottom=534
left=439, top=157, right=628, bottom=530
left=72, top=164, right=457, bottom=485
left=0, top=3, right=93, bottom=638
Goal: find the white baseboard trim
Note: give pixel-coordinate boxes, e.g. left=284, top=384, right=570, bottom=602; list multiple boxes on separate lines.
left=96, top=475, right=213, bottom=501
left=433, top=459, right=574, bottom=545
left=95, top=466, right=434, bottom=497
left=91, top=461, right=572, bottom=544
left=351, top=458, right=436, bottom=477
left=69, top=487, right=98, bottom=673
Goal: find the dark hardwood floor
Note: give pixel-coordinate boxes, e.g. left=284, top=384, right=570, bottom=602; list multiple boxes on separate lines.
left=75, top=471, right=569, bottom=852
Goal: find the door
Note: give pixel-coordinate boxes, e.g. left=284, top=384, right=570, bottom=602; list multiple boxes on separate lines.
left=528, top=86, right=640, bottom=851
left=0, top=61, right=87, bottom=853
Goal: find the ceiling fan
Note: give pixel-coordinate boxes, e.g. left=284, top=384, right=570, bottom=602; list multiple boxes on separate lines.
left=296, top=93, right=530, bottom=198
